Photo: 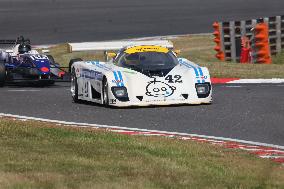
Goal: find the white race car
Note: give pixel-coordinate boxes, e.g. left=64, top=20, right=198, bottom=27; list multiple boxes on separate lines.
left=70, top=44, right=212, bottom=107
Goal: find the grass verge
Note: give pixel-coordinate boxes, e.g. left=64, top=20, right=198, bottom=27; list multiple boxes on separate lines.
left=0, top=118, right=284, bottom=189
left=47, top=34, right=284, bottom=79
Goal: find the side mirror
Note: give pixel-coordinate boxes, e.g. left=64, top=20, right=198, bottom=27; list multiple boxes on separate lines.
left=174, top=50, right=181, bottom=55
left=107, top=52, right=117, bottom=58
left=105, top=52, right=117, bottom=62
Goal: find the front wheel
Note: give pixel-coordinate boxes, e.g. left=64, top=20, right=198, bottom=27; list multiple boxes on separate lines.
left=71, top=68, right=79, bottom=103
left=0, top=61, right=6, bottom=87
left=102, top=79, right=109, bottom=106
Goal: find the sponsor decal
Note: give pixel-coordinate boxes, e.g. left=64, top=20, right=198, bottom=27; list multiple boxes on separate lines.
left=40, top=67, right=49, bottom=73
left=146, top=78, right=176, bottom=97
left=81, top=69, right=103, bottom=80
left=75, top=68, right=80, bottom=77
left=200, top=75, right=208, bottom=80
left=30, top=55, right=49, bottom=60
left=112, top=79, right=123, bottom=84
left=85, top=61, right=112, bottom=71
left=109, top=99, right=117, bottom=104
left=125, top=46, right=169, bottom=54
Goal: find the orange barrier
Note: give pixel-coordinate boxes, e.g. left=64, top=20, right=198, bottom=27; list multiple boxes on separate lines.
left=213, top=22, right=225, bottom=61
left=252, top=23, right=271, bottom=64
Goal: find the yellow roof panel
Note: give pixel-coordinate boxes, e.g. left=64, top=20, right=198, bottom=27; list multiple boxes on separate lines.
left=125, top=46, right=169, bottom=54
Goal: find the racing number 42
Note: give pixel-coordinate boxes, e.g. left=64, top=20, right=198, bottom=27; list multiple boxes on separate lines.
left=165, top=75, right=182, bottom=83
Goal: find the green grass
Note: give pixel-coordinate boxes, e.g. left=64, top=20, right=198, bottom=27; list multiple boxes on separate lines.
left=0, top=118, right=284, bottom=189
left=272, top=49, right=284, bottom=65
left=46, top=34, right=284, bottom=78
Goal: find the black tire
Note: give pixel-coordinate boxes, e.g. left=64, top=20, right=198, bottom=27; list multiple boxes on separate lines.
left=69, top=58, right=83, bottom=73
left=47, top=55, right=56, bottom=65
left=0, top=61, right=6, bottom=87
left=102, top=78, right=109, bottom=106
left=71, top=67, right=79, bottom=103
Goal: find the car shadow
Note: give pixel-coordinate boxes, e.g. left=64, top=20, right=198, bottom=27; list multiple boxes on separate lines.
left=4, top=82, right=69, bottom=88
left=74, top=100, right=212, bottom=110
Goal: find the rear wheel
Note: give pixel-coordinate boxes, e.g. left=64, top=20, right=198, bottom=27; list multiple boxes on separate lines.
left=69, top=58, right=83, bottom=73
left=102, top=78, right=109, bottom=106
left=71, top=68, right=79, bottom=103
left=0, top=61, right=6, bottom=87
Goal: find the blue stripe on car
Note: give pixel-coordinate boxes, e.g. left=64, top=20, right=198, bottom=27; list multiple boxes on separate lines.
left=179, top=59, right=205, bottom=83
left=117, top=71, right=124, bottom=86
left=178, top=59, right=201, bottom=83
left=198, top=67, right=205, bottom=83
left=113, top=71, right=119, bottom=86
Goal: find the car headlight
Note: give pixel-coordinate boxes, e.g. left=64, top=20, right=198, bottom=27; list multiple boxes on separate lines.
left=114, top=88, right=126, bottom=97
left=195, top=83, right=211, bottom=98
left=111, top=86, right=129, bottom=101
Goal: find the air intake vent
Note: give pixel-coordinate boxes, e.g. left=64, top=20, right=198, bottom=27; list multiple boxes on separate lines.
left=181, top=94, right=188, bottom=99
left=136, top=96, right=143, bottom=101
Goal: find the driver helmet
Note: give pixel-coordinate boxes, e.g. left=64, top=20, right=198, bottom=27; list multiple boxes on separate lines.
left=18, top=44, right=31, bottom=54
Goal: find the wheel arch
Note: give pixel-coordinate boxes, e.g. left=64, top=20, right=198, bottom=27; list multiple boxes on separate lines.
left=69, top=58, right=83, bottom=73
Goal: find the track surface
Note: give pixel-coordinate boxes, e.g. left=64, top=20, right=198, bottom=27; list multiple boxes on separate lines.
left=0, top=83, right=283, bottom=146
left=0, top=0, right=284, bottom=44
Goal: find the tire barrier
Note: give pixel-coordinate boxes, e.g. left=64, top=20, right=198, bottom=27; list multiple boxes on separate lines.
left=252, top=23, right=272, bottom=64
left=213, top=15, right=284, bottom=64
left=213, top=22, right=225, bottom=61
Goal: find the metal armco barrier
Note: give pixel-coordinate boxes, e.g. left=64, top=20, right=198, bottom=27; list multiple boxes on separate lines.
left=68, top=40, right=173, bottom=53
left=213, top=15, right=284, bottom=63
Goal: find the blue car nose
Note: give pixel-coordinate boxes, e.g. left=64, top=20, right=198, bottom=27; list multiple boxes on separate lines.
left=34, top=59, right=50, bottom=74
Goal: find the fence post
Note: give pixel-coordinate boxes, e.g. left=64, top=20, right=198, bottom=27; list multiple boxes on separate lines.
left=219, top=22, right=225, bottom=56
left=264, top=17, right=269, bottom=24
left=276, top=16, right=282, bottom=53
left=282, top=16, right=284, bottom=49
left=252, top=19, right=257, bottom=28
left=229, top=21, right=236, bottom=62
left=240, top=20, right=246, bottom=36
left=251, top=19, right=258, bottom=63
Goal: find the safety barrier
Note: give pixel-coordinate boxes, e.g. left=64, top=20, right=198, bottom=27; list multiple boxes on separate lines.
left=68, top=40, right=173, bottom=52
left=213, top=15, right=284, bottom=63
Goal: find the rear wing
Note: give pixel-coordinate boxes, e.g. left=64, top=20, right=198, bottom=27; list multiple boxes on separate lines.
left=0, top=40, right=17, bottom=52
left=0, top=40, right=16, bottom=45
left=67, top=40, right=174, bottom=53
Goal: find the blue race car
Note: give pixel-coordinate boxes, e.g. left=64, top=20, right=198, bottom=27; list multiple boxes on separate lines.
left=0, top=36, right=66, bottom=86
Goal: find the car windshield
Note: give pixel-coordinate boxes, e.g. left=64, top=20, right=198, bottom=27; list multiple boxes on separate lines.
left=115, top=51, right=178, bottom=71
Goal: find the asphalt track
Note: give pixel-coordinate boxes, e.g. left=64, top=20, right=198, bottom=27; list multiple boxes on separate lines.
left=0, top=83, right=283, bottom=146
left=0, top=0, right=284, bottom=44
